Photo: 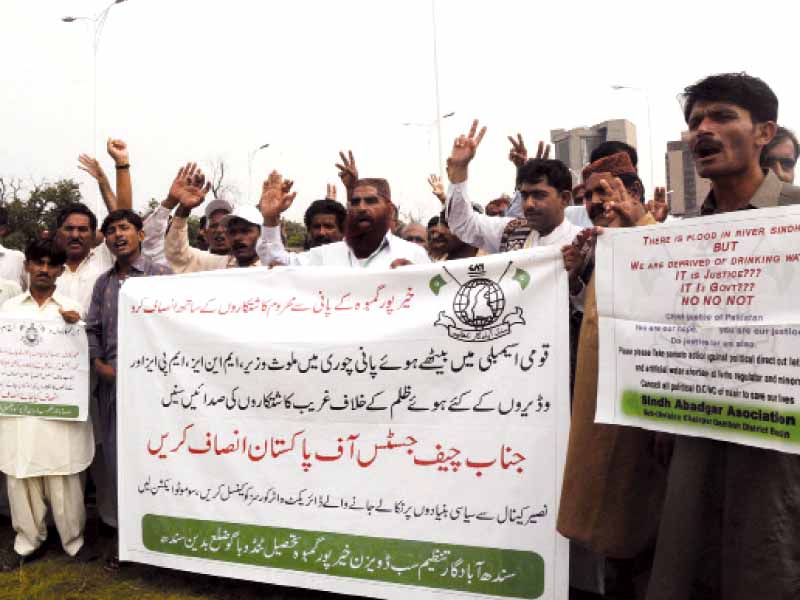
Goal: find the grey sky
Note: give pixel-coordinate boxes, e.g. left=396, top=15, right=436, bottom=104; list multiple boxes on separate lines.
left=2, top=0, right=798, bottom=223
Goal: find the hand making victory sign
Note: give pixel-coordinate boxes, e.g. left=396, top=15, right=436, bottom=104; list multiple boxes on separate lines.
left=448, top=118, right=487, bottom=184
left=507, top=134, right=550, bottom=168
left=335, top=150, right=359, bottom=191
left=646, top=187, right=669, bottom=222
left=427, top=174, right=446, bottom=204
left=600, top=177, right=646, bottom=227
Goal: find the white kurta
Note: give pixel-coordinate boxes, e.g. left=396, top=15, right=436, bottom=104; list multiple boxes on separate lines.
left=55, top=245, right=114, bottom=318
left=0, top=291, right=94, bottom=478
left=0, top=243, right=26, bottom=291
left=257, top=228, right=431, bottom=268
left=445, top=182, right=585, bottom=253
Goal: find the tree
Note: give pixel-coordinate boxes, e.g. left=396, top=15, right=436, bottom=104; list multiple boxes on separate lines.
left=282, top=219, right=307, bottom=249
left=207, top=157, right=240, bottom=202
left=1, top=179, right=82, bottom=250
left=146, top=198, right=202, bottom=246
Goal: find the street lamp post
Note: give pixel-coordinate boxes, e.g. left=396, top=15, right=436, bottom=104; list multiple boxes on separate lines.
left=402, top=112, right=455, bottom=178
left=431, top=0, right=444, bottom=180
left=611, top=84, right=655, bottom=190
left=248, top=143, right=271, bottom=205
left=62, top=0, right=129, bottom=214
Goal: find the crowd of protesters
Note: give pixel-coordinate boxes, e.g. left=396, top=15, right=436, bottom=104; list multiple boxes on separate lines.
left=0, top=71, right=798, bottom=600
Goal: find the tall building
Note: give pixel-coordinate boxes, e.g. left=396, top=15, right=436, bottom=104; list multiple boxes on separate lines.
left=665, top=132, right=710, bottom=217
left=550, top=119, right=637, bottom=178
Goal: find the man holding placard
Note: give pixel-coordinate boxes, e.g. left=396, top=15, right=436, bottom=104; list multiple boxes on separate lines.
left=0, top=239, right=95, bottom=566
left=640, top=74, right=800, bottom=599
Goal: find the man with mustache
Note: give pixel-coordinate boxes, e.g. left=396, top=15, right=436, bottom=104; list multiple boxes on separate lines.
left=303, top=198, right=346, bottom=249
left=53, top=139, right=135, bottom=534
left=0, top=239, right=95, bottom=567
left=444, top=119, right=584, bottom=255
left=761, top=125, right=798, bottom=184
left=86, top=209, right=172, bottom=568
left=558, top=152, right=666, bottom=599
left=258, top=169, right=428, bottom=268
left=426, top=214, right=478, bottom=262
left=399, top=222, right=428, bottom=250
left=163, top=163, right=263, bottom=271
left=646, top=73, right=800, bottom=600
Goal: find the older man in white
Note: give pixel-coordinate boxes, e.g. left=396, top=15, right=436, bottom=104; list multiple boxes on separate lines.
left=0, top=240, right=94, bottom=564
left=257, top=172, right=429, bottom=268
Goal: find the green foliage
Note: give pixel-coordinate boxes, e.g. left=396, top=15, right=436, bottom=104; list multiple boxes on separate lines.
left=283, top=219, right=307, bottom=250
left=145, top=198, right=201, bottom=246
left=1, top=179, right=82, bottom=251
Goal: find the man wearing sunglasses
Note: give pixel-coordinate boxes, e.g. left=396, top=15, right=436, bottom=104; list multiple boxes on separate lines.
left=257, top=169, right=429, bottom=268
left=761, top=125, right=798, bottom=183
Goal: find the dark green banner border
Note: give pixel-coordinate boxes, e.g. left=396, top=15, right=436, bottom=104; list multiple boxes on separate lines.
left=142, top=514, right=544, bottom=598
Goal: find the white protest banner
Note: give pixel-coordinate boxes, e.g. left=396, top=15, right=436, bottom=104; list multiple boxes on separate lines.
left=118, top=248, right=570, bottom=600
left=596, top=205, right=800, bottom=453
left=0, top=316, right=88, bottom=421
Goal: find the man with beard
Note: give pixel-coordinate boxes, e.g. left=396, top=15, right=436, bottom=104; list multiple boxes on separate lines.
left=257, top=170, right=428, bottom=268
left=86, top=209, right=172, bottom=568
left=558, top=151, right=666, bottom=600
left=444, top=120, right=584, bottom=255
left=646, top=73, right=800, bottom=600
left=164, top=163, right=262, bottom=271
left=761, top=125, right=798, bottom=183
left=303, top=198, right=346, bottom=249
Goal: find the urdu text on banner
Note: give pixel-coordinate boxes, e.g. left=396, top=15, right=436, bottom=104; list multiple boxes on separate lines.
left=117, top=248, right=570, bottom=600
left=0, top=315, right=88, bottom=421
left=596, top=205, right=800, bottom=453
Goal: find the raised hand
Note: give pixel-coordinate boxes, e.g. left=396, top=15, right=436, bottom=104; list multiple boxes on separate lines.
left=325, top=183, right=337, bottom=201
left=561, top=227, right=597, bottom=294
left=427, top=174, right=446, bottom=204
left=646, top=187, right=668, bottom=222
left=77, top=154, right=106, bottom=181
left=448, top=119, right=486, bottom=183
left=507, top=133, right=527, bottom=167
left=601, top=177, right=646, bottom=227
left=335, top=150, right=359, bottom=190
left=167, top=162, right=211, bottom=212
left=259, top=170, right=297, bottom=226
left=106, top=138, right=129, bottom=166
left=534, top=140, right=551, bottom=160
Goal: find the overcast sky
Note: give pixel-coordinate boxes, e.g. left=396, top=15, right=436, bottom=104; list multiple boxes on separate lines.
left=2, top=0, right=798, bottom=224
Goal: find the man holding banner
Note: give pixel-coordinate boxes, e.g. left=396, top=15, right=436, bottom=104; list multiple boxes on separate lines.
left=556, top=152, right=666, bottom=599
left=0, top=239, right=94, bottom=565
left=639, top=74, right=800, bottom=600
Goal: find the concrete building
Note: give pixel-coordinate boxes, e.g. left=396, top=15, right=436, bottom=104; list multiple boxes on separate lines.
left=665, top=132, right=710, bottom=217
left=550, top=119, right=637, bottom=178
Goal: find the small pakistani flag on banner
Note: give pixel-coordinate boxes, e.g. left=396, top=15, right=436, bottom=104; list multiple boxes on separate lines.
left=512, top=268, right=530, bottom=290
left=429, top=274, right=447, bottom=295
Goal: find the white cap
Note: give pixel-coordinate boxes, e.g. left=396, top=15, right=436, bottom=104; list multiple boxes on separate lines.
left=220, top=205, right=263, bottom=230
left=204, top=198, right=234, bottom=221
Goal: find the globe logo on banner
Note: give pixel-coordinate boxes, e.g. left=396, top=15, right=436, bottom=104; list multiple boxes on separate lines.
left=430, top=261, right=528, bottom=342
left=452, top=278, right=506, bottom=328
left=20, top=322, right=42, bottom=347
